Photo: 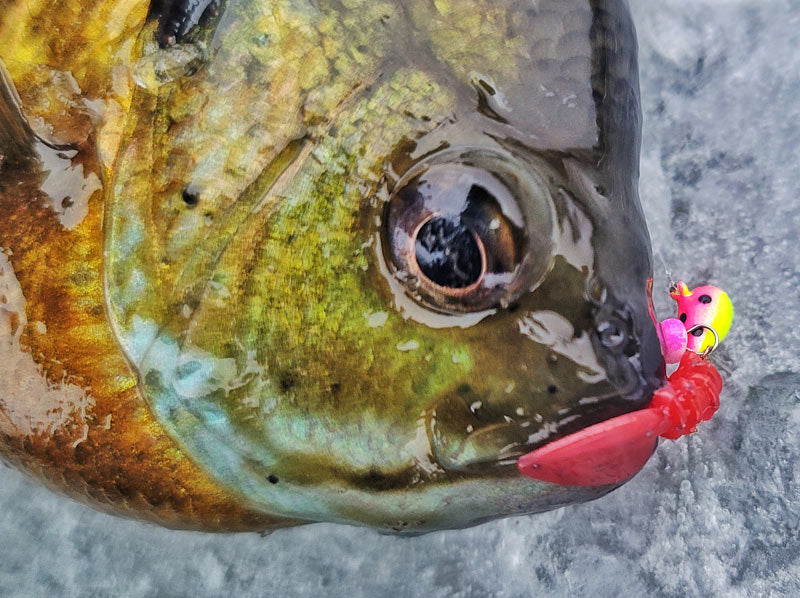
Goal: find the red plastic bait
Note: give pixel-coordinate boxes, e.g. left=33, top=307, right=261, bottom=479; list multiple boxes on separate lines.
left=517, top=281, right=732, bottom=486
left=517, top=351, right=724, bottom=486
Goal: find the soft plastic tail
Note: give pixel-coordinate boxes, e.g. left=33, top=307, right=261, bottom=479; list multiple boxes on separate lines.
left=517, top=352, right=723, bottom=486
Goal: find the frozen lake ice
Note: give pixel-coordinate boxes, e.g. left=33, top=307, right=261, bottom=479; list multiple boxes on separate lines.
left=1, top=0, right=799, bottom=596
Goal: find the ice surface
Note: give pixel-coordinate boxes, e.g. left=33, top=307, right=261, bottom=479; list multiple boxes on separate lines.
left=2, top=0, right=800, bottom=596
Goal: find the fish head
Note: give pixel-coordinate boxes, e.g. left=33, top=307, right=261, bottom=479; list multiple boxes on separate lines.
left=104, top=0, right=665, bottom=531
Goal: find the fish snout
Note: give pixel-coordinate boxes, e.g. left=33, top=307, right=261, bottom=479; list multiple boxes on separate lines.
left=425, top=303, right=664, bottom=475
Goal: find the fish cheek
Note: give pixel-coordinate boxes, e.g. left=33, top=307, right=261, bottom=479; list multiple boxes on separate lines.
left=179, top=121, right=470, bottom=476
left=110, top=58, right=478, bottom=492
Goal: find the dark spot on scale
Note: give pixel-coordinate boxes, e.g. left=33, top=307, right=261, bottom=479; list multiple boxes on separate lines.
left=699, top=294, right=713, bottom=304
left=456, top=383, right=473, bottom=396
left=547, top=385, right=558, bottom=395
left=267, top=475, right=279, bottom=484
left=680, top=313, right=687, bottom=323
left=182, top=188, right=199, bottom=207
left=279, top=374, right=296, bottom=392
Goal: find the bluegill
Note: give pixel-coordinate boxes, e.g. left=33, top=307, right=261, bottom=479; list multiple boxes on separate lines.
left=0, top=0, right=663, bottom=532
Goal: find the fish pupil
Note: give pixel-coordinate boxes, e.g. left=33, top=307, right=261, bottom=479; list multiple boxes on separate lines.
left=699, top=295, right=712, bottom=304
left=415, top=217, right=482, bottom=288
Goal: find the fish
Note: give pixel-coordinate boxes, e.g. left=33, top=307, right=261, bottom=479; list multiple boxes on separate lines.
left=0, top=0, right=665, bottom=533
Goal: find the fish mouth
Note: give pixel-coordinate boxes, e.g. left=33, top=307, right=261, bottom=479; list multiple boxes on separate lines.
left=428, top=387, right=659, bottom=475
left=427, top=329, right=665, bottom=481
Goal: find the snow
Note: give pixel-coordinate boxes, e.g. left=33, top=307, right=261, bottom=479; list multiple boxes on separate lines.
left=2, top=0, right=799, bottom=595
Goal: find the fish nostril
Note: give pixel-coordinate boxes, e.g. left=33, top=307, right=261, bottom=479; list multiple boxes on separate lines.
left=597, top=320, right=626, bottom=348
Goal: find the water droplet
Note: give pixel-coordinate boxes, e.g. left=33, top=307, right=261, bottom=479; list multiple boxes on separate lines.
left=365, top=311, right=389, bottom=328
left=396, top=340, right=420, bottom=351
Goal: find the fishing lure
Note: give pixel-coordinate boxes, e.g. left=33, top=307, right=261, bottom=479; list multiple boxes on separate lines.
left=658, top=282, right=734, bottom=364
left=518, top=282, right=733, bottom=486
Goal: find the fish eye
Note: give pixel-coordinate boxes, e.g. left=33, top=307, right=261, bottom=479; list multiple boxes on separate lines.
left=699, top=295, right=712, bottom=304
left=383, top=151, right=556, bottom=314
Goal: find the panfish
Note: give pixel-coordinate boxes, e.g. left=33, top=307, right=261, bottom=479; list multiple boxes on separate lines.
left=0, top=0, right=664, bottom=533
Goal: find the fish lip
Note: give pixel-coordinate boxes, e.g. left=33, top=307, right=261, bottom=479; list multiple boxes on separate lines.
left=433, top=358, right=665, bottom=476
left=521, top=388, right=661, bottom=457
left=502, top=357, right=666, bottom=482
left=428, top=358, right=665, bottom=473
